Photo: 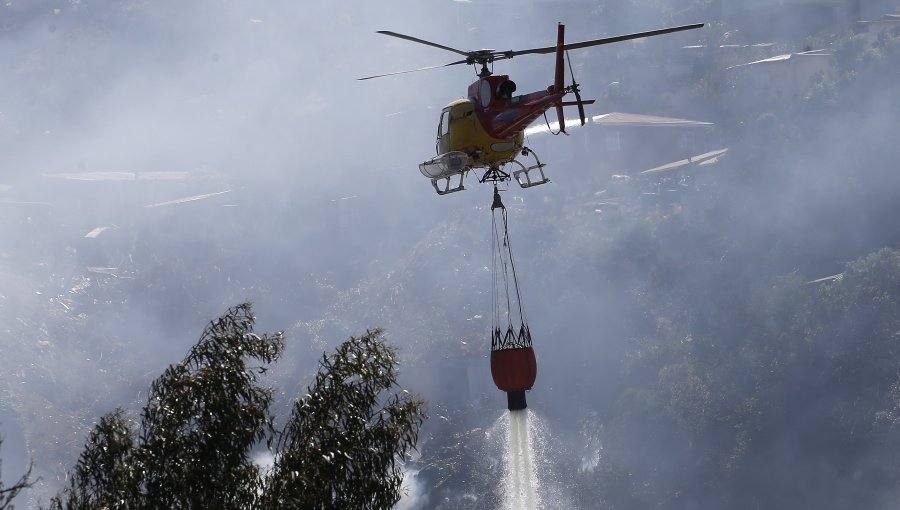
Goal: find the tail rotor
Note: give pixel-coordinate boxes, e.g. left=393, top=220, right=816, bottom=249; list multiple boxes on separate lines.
left=566, top=50, right=587, bottom=127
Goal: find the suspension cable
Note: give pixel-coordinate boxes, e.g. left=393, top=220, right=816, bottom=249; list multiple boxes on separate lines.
left=490, top=185, right=531, bottom=350
left=542, top=111, right=562, bottom=136
left=502, top=205, right=527, bottom=328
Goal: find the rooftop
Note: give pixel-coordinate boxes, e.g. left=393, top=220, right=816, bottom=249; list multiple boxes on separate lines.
left=42, top=171, right=192, bottom=181
left=727, top=49, right=833, bottom=69
left=525, top=111, right=714, bottom=136
left=591, top=112, right=714, bottom=128
left=639, top=148, right=728, bottom=176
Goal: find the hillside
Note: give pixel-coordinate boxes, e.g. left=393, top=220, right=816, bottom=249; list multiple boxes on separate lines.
left=3, top=1, right=900, bottom=508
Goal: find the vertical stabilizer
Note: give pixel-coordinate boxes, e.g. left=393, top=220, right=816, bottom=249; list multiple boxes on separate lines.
left=554, top=23, right=566, bottom=133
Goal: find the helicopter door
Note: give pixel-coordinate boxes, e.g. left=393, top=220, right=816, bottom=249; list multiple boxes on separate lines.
left=436, top=108, right=451, bottom=154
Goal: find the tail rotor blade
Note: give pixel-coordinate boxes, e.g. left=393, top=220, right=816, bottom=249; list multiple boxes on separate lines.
left=575, top=88, right=586, bottom=126
left=565, top=51, right=586, bottom=126
left=556, top=104, right=566, bottom=134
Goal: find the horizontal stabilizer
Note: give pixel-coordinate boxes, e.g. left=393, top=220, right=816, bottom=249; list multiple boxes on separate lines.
left=560, top=100, right=595, bottom=107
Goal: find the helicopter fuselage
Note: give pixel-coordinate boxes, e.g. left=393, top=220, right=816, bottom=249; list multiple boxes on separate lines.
left=436, top=74, right=568, bottom=169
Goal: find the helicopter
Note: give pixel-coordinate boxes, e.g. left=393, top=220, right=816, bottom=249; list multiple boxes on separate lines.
left=361, top=22, right=704, bottom=195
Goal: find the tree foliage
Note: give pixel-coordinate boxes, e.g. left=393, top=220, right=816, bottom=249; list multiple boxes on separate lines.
left=137, top=305, right=282, bottom=509
left=263, top=329, right=425, bottom=509
left=578, top=246, right=900, bottom=509
left=51, top=409, right=140, bottom=509
left=0, top=437, right=35, bottom=510
left=49, top=304, right=424, bottom=510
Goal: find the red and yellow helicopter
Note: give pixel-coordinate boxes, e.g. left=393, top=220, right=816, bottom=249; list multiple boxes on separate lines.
left=361, top=22, right=704, bottom=195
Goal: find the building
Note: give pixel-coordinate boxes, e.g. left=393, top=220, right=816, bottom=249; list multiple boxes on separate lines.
left=727, top=49, right=837, bottom=102
left=856, top=13, right=900, bottom=42
left=860, top=0, right=900, bottom=19
left=722, top=0, right=862, bottom=41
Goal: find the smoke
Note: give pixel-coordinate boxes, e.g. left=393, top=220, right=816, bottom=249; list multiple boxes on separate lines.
left=4, top=0, right=900, bottom=508
left=395, top=467, right=430, bottom=510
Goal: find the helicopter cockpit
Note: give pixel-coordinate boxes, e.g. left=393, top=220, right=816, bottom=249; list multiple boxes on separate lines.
left=435, top=99, right=475, bottom=155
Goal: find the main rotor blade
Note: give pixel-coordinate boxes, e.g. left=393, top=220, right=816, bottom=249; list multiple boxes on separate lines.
left=376, top=30, right=472, bottom=57
left=358, top=59, right=468, bottom=80
left=505, top=23, right=704, bottom=58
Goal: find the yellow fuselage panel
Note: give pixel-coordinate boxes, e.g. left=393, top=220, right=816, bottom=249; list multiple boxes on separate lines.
left=437, top=99, right=523, bottom=169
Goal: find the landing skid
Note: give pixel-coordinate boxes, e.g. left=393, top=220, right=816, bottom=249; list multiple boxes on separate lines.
left=512, top=147, right=550, bottom=188
left=424, top=147, right=548, bottom=195
left=475, top=147, right=550, bottom=189
left=513, top=163, right=549, bottom=188
left=431, top=172, right=466, bottom=195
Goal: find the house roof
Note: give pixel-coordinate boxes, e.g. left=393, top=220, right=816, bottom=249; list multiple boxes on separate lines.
left=808, top=273, right=844, bottom=284
left=857, top=14, right=900, bottom=25
left=727, top=49, right=833, bottom=69
left=862, top=13, right=900, bottom=21
left=42, top=171, right=192, bottom=181
left=525, top=111, right=713, bottom=136
left=144, top=190, right=231, bottom=208
left=639, top=148, right=728, bottom=176
left=590, top=112, right=713, bottom=127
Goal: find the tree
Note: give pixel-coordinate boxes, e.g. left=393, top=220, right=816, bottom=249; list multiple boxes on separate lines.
left=51, top=303, right=282, bottom=510
left=263, top=329, right=425, bottom=509
left=580, top=246, right=900, bottom=509
left=49, top=409, right=140, bottom=509
left=50, top=304, right=424, bottom=510
left=136, top=304, right=283, bottom=509
left=0, top=437, right=35, bottom=510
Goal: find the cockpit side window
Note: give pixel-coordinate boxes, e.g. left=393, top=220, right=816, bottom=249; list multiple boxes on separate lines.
left=480, top=80, right=491, bottom=108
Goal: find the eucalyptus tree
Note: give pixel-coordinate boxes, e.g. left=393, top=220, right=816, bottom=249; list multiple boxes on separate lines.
left=50, top=305, right=424, bottom=510
left=262, top=329, right=425, bottom=509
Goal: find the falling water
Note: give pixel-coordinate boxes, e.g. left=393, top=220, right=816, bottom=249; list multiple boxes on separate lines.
left=486, top=407, right=575, bottom=509
left=500, top=409, right=540, bottom=510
